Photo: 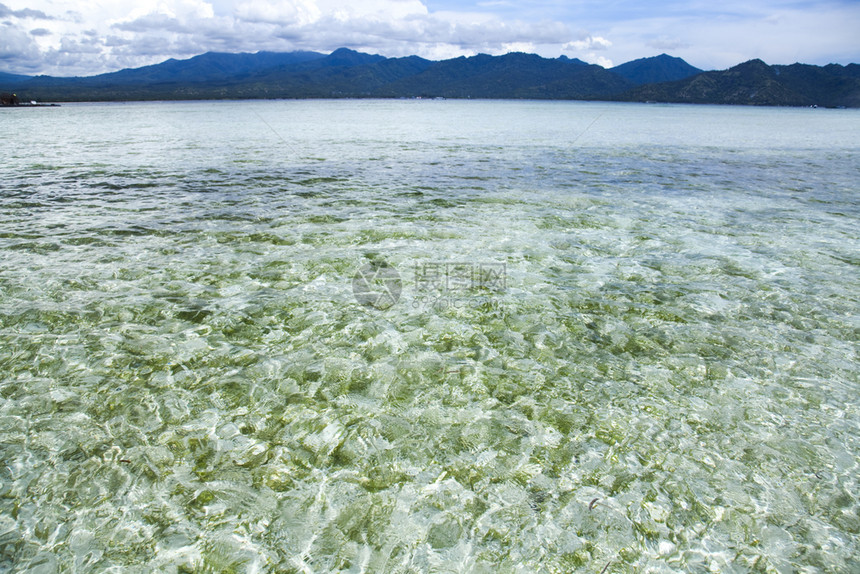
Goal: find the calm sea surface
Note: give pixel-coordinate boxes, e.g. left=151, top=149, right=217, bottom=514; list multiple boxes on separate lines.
left=1, top=100, right=858, bottom=572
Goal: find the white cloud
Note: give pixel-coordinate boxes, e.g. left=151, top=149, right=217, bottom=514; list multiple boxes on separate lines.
left=317, top=0, right=428, bottom=21
left=0, top=0, right=593, bottom=74
left=562, top=34, right=612, bottom=52
left=0, top=0, right=858, bottom=75
left=234, top=0, right=321, bottom=26
left=501, top=41, right=537, bottom=54
left=0, top=3, right=53, bottom=20
left=0, top=23, right=43, bottom=71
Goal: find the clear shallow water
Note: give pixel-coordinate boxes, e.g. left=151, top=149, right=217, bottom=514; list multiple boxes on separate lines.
left=0, top=100, right=858, bottom=573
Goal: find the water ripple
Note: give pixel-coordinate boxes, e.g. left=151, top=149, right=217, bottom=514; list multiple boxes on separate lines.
left=0, top=101, right=858, bottom=573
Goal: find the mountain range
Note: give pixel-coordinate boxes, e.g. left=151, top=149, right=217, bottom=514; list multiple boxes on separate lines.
left=622, top=58, right=860, bottom=108
left=2, top=48, right=858, bottom=107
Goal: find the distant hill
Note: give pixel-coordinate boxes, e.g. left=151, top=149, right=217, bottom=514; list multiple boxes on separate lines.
left=97, top=51, right=325, bottom=85
left=308, top=47, right=386, bottom=69
left=1, top=49, right=858, bottom=107
left=240, top=49, right=434, bottom=98
left=610, top=54, right=702, bottom=85
left=0, top=48, right=633, bottom=102
left=557, top=55, right=590, bottom=66
left=0, top=71, right=32, bottom=83
left=376, top=52, right=632, bottom=99
left=616, top=59, right=860, bottom=107
left=4, top=50, right=327, bottom=100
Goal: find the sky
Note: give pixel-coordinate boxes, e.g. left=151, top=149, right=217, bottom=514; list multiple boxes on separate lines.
left=1, top=0, right=859, bottom=76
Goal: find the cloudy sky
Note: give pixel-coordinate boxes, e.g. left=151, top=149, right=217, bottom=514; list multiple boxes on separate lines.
left=2, top=0, right=859, bottom=76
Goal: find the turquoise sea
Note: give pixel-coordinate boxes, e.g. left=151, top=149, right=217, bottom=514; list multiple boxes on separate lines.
left=1, top=100, right=858, bottom=572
